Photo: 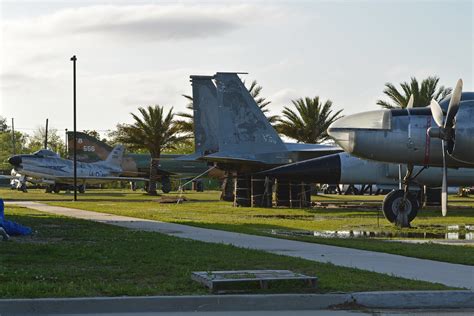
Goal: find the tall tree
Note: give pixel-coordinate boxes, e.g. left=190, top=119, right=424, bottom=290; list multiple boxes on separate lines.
left=276, top=96, right=343, bottom=143
left=377, top=76, right=452, bottom=109
left=117, top=105, right=190, bottom=195
left=0, top=116, right=8, bottom=132
left=27, top=127, right=65, bottom=155
left=246, top=80, right=279, bottom=124
left=0, top=130, right=27, bottom=170
left=176, top=79, right=278, bottom=134
left=175, top=95, right=194, bottom=134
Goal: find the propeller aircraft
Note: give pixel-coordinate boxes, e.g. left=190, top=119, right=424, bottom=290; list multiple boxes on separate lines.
left=327, top=79, right=474, bottom=225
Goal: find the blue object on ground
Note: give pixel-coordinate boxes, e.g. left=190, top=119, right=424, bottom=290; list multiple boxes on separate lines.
left=0, top=199, right=32, bottom=236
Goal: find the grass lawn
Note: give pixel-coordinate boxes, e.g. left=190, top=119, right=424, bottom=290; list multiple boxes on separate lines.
left=0, top=206, right=453, bottom=298
left=2, top=188, right=473, bottom=266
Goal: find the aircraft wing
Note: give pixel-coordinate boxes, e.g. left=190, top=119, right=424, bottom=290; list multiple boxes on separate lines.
left=175, top=152, right=204, bottom=161
left=51, top=176, right=150, bottom=182
left=201, top=152, right=265, bottom=164
left=156, top=168, right=175, bottom=176
left=284, top=143, right=342, bottom=152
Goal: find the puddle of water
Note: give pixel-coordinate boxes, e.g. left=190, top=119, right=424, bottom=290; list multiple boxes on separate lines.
left=270, top=226, right=474, bottom=240
left=254, top=214, right=314, bottom=220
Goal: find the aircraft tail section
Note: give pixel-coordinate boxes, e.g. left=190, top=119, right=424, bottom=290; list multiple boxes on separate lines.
left=67, top=131, right=112, bottom=162
left=191, top=75, right=219, bottom=156
left=214, top=72, right=286, bottom=154
left=104, top=145, right=125, bottom=168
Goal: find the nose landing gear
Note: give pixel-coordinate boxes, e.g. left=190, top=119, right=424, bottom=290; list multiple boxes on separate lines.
left=382, top=165, right=425, bottom=227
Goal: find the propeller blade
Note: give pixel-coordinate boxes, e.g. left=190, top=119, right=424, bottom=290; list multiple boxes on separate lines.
left=445, top=79, right=463, bottom=129
left=406, top=94, right=414, bottom=109
left=441, top=140, right=448, bottom=216
left=430, top=99, right=444, bottom=127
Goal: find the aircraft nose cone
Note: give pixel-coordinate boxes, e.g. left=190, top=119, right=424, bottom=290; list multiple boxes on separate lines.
left=328, top=110, right=390, bottom=154
left=327, top=117, right=357, bottom=153
left=8, top=155, right=22, bottom=167
left=259, top=153, right=341, bottom=183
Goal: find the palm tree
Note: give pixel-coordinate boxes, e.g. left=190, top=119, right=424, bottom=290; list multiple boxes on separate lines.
left=118, top=105, right=190, bottom=195
left=377, top=76, right=452, bottom=109
left=247, top=80, right=279, bottom=124
left=175, top=95, right=194, bottom=134
left=276, top=97, right=343, bottom=143
left=176, top=79, right=278, bottom=133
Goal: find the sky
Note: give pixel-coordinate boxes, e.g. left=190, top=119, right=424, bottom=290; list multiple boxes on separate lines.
left=0, top=0, right=473, bottom=137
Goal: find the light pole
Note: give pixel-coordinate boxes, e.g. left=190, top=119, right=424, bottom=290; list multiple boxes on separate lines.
left=11, top=118, right=16, bottom=155
left=71, top=55, right=77, bottom=201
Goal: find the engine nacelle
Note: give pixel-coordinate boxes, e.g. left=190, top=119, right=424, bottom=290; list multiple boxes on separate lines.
left=449, top=101, right=474, bottom=164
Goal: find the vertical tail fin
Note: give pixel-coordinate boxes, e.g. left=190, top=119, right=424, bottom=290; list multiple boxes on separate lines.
left=214, top=72, right=285, bottom=154
left=67, top=131, right=112, bottom=162
left=104, top=145, right=125, bottom=168
left=191, top=75, right=219, bottom=156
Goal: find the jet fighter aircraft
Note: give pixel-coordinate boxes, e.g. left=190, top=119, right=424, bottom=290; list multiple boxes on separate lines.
left=6, top=145, right=148, bottom=193
left=183, top=72, right=342, bottom=168
left=327, top=79, right=474, bottom=222
left=181, top=72, right=342, bottom=206
left=67, top=131, right=223, bottom=193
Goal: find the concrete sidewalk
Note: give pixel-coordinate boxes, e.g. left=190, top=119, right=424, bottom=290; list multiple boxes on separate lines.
left=7, top=201, right=474, bottom=289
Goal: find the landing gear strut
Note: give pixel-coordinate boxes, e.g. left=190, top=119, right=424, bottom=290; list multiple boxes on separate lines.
left=382, top=165, right=424, bottom=227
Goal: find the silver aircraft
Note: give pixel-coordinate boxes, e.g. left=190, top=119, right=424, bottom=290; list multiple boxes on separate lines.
left=261, top=152, right=474, bottom=223
left=185, top=72, right=473, bottom=221
left=6, top=146, right=147, bottom=193
left=327, top=79, right=474, bottom=221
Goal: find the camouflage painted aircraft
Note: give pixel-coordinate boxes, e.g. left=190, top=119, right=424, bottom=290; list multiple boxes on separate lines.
left=183, top=72, right=342, bottom=169
left=180, top=72, right=342, bottom=206
left=6, top=146, right=149, bottom=193
left=67, top=132, right=222, bottom=192
left=327, top=78, right=474, bottom=222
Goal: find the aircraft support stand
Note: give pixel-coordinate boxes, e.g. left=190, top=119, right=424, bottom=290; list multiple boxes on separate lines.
left=220, top=173, right=234, bottom=202
left=234, top=174, right=251, bottom=207
left=250, top=176, right=273, bottom=208
left=275, top=179, right=311, bottom=208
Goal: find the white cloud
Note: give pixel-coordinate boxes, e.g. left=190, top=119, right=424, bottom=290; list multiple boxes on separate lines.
left=270, top=88, right=300, bottom=107
left=3, top=4, right=264, bottom=41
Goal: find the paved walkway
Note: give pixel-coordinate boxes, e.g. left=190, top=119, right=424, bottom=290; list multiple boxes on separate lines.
left=7, top=201, right=474, bottom=289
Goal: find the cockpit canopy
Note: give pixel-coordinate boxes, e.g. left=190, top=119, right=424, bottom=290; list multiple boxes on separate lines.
left=439, top=92, right=474, bottom=112
left=33, top=149, right=59, bottom=158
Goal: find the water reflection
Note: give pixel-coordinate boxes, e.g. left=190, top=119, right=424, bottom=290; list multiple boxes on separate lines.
left=270, top=225, right=474, bottom=240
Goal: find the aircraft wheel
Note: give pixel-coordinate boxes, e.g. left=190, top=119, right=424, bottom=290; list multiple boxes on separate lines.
left=45, top=186, right=53, bottom=193
left=161, top=177, right=171, bottom=194
left=53, top=186, right=61, bottom=194
left=20, top=183, right=28, bottom=193
left=196, top=180, right=204, bottom=192
left=78, top=185, right=86, bottom=194
left=382, top=189, right=419, bottom=223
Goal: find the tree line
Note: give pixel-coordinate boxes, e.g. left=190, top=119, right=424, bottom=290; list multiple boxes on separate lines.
left=0, top=76, right=452, bottom=195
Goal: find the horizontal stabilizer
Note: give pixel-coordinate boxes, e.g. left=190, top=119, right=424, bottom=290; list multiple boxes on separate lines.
left=202, top=152, right=265, bottom=164
left=284, top=143, right=342, bottom=152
